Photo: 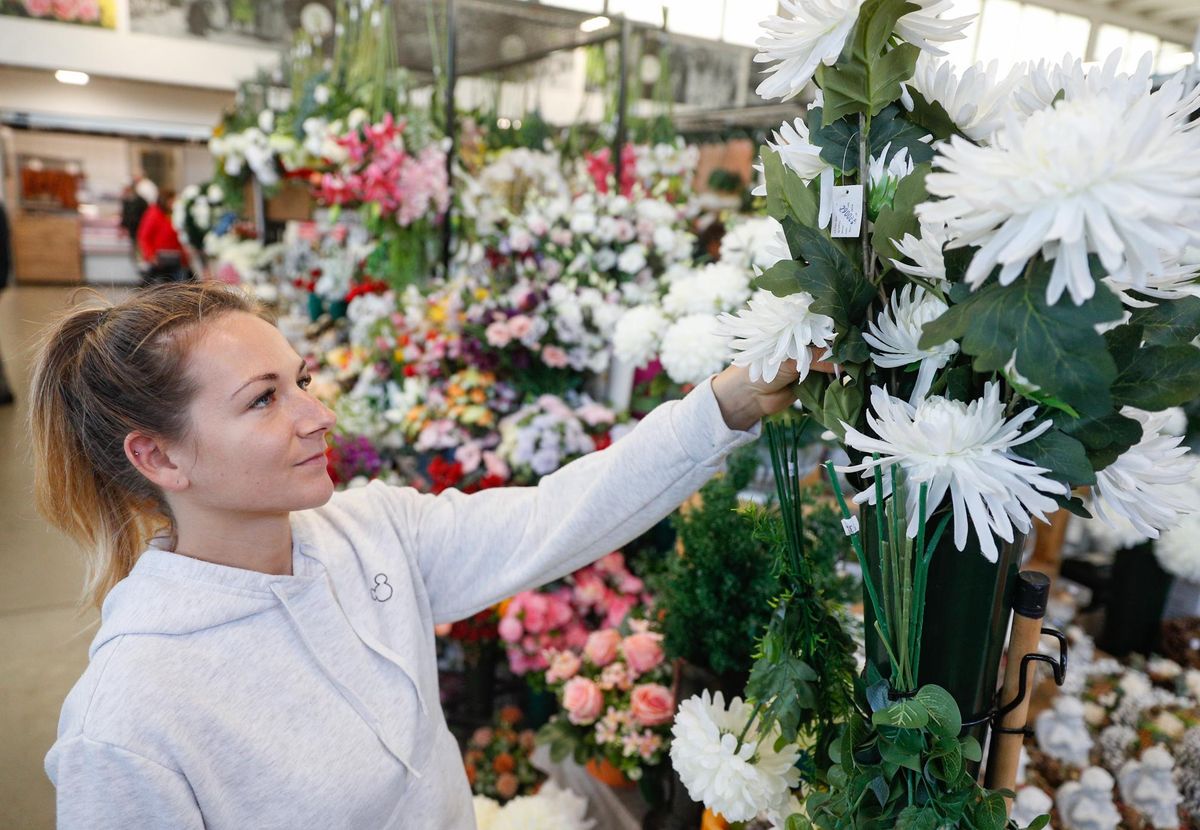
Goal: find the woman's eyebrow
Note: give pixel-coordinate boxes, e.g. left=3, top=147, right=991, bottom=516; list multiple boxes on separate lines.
left=230, top=360, right=308, bottom=399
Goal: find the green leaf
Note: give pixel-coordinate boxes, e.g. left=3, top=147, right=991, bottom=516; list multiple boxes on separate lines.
left=1111, top=343, right=1200, bottom=411
left=872, top=163, right=930, bottom=263
left=746, top=653, right=819, bottom=740
left=903, top=89, right=962, bottom=142
left=969, top=792, right=1010, bottom=830
left=960, top=735, right=982, bottom=763
left=754, top=259, right=804, bottom=297
left=786, top=814, right=812, bottom=830
left=820, top=43, right=921, bottom=124
left=1026, top=814, right=1051, bottom=830
left=868, top=774, right=890, bottom=806
left=919, top=268, right=1123, bottom=416
left=834, top=326, right=870, bottom=364
left=810, top=105, right=935, bottom=175
left=787, top=225, right=876, bottom=332
left=879, top=739, right=923, bottom=772
left=872, top=698, right=930, bottom=729
left=762, top=147, right=820, bottom=228
left=1130, top=296, right=1200, bottom=346
left=914, top=684, right=962, bottom=738
left=896, top=805, right=939, bottom=830
left=1056, top=410, right=1141, bottom=471
left=824, top=378, right=865, bottom=440
left=1017, top=428, right=1096, bottom=486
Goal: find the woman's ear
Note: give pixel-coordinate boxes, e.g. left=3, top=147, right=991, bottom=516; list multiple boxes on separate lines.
left=124, top=432, right=189, bottom=492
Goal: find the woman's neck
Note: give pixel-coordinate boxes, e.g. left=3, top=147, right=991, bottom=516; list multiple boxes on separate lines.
left=171, top=510, right=294, bottom=576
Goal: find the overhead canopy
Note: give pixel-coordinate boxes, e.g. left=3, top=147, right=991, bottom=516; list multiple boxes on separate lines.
left=1025, top=0, right=1199, bottom=46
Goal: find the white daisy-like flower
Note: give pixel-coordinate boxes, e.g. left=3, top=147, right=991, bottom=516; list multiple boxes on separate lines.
left=1156, top=496, right=1200, bottom=583
left=612, top=305, right=670, bottom=367
left=920, top=73, right=1200, bottom=306
left=1104, top=251, right=1200, bottom=307
left=903, top=53, right=1025, bottom=142
left=487, top=782, right=594, bottom=830
left=663, top=263, right=753, bottom=317
left=670, top=691, right=802, bottom=823
left=767, top=117, right=831, bottom=183
left=863, top=285, right=958, bottom=404
left=754, top=0, right=972, bottom=101
left=719, top=216, right=791, bottom=273
left=660, top=314, right=731, bottom=385
left=717, top=291, right=836, bottom=383
left=840, top=382, right=1067, bottom=562
left=867, top=143, right=915, bottom=218
left=891, top=222, right=949, bottom=281
left=1012, top=50, right=1153, bottom=119
left=1092, top=408, right=1197, bottom=539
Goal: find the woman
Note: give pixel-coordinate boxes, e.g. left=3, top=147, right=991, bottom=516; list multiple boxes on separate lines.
left=135, top=189, right=189, bottom=282
left=33, top=283, right=804, bottom=828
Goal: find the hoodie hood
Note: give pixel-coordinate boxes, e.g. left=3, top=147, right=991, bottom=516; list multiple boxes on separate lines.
left=89, top=544, right=320, bottom=660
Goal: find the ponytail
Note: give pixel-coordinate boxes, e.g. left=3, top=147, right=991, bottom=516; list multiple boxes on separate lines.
left=29, top=284, right=266, bottom=610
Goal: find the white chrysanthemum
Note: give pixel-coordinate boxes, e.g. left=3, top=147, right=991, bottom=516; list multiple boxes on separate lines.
left=755, top=0, right=971, bottom=101
left=670, top=691, right=801, bottom=822
left=720, top=216, right=791, bottom=273
left=1093, top=408, right=1197, bottom=539
left=663, top=263, right=753, bottom=316
left=1012, top=50, right=1154, bottom=119
left=863, top=285, right=958, bottom=404
left=1156, top=486, right=1200, bottom=582
left=920, top=73, right=1200, bottom=306
left=903, top=53, right=1025, bottom=142
left=660, top=315, right=731, bottom=385
left=891, top=222, right=948, bottom=281
left=473, top=796, right=503, bottom=830
left=840, top=382, right=1067, bottom=562
left=1105, top=251, right=1200, bottom=307
left=767, top=117, right=830, bottom=183
left=1068, top=500, right=1150, bottom=554
left=717, top=291, right=836, bottom=383
left=868, top=144, right=914, bottom=191
left=613, top=305, right=670, bottom=367
left=488, top=782, right=594, bottom=830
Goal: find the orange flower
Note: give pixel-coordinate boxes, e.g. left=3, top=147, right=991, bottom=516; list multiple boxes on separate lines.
left=492, top=753, right=515, bottom=774
left=498, top=705, right=523, bottom=726
left=464, top=763, right=476, bottom=786
left=495, top=772, right=519, bottom=800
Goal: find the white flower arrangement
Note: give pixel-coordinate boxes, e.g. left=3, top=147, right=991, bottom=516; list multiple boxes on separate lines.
left=659, top=314, right=731, bottom=386
left=472, top=782, right=594, bottom=830
left=717, top=290, right=835, bottom=383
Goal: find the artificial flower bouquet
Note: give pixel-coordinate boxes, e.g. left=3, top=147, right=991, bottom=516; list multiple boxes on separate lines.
left=472, top=780, right=594, bottom=830
left=462, top=706, right=545, bottom=804
left=496, top=394, right=625, bottom=484
left=537, top=618, right=675, bottom=783
left=498, top=551, right=651, bottom=677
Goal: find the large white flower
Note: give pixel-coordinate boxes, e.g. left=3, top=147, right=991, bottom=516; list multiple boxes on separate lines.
left=1012, top=50, right=1154, bottom=119
left=670, top=691, right=801, bottom=822
left=1155, top=475, right=1200, bottom=582
left=660, top=315, right=731, bottom=385
left=767, top=117, right=830, bottom=182
left=663, top=263, right=753, bottom=317
left=903, top=53, right=1025, bottom=142
left=613, top=305, right=670, bottom=367
left=755, top=0, right=971, bottom=101
left=717, top=291, right=836, bottom=383
left=1104, top=251, right=1200, bottom=307
left=1092, top=408, right=1197, bottom=539
left=840, top=382, right=1067, bottom=562
left=720, top=216, right=791, bottom=273
left=920, top=73, right=1200, bottom=306
left=863, top=285, right=958, bottom=404
left=891, top=222, right=948, bottom=281
left=484, top=782, right=594, bottom=830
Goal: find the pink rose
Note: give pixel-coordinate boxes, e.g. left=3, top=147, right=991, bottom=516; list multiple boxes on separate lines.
left=562, top=677, right=604, bottom=725
left=522, top=593, right=549, bottom=632
left=564, top=622, right=590, bottom=650
left=24, top=0, right=52, bottom=16
left=546, top=595, right=575, bottom=629
left=584, top=629, right=621, bottom=667
left=77, top=0, right=99, bottom=22
left=542, top=346, right=570, bottom=369
left=573, top=571, right=607, bottom=607
left=630, top=683, right=675, bottom=726
left=621, top=632, right=664, bottom=675
left=507, top=315, right=534, bottom=339
left=498, top=615, right=523, bottom=643
left=619, top=574, right=645, bottom=594
left=485, top=320, right=512, bottom=347
left=545, top=650, right=582, bottom=684
left=603, top=594, right=637, bottom=628
left=596, top=552, right=625, bottom=574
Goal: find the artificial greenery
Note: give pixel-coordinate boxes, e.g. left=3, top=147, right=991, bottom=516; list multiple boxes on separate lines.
left=650, top=446, right=777, bottom=679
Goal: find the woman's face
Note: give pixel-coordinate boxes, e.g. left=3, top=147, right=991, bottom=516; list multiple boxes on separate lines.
left=167, top=311, right=337, bottom=516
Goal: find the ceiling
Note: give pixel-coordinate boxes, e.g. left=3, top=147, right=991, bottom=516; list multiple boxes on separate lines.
left=1027, top=0, right=1199, bottom=45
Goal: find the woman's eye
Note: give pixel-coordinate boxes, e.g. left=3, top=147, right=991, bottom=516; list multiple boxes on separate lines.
left=251, top=388, right=276, bottom=409
left=298, top=376, right=313, bottom=390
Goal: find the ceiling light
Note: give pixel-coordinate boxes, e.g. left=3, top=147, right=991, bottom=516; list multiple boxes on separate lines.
left=55, top=70, right=89, bottom=86
left=580, top=16, right=611, bottom=33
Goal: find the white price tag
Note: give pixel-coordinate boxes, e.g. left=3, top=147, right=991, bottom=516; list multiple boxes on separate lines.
left=830, top=185, right=864, bottom=238
left=840, top=515, right=861, bottom=536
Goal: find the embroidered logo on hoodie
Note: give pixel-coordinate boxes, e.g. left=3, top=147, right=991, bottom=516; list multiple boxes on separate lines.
left=370, top=574, right=393, bottom=602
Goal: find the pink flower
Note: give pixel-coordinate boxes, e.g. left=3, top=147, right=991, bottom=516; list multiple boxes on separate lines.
left=595, top=552, right=625, bottom=574
left=621, top=632, right=664, bottom=675
left=545, top=650, right=582, bottom=684
left=522, top=593, right=549, bottom=632
left=630, top=684, right=675, bottom=727
left=619, top=574, right=645, bottom=594
left=454, top=442, right=482, bottom=474
left=24, top=0, right=52, bottom=15
left=541, top=346, right=570, bottom=369
left=507, top=315, right=534, bottom=339
left=485, top=320, right=512, bottom=347
left=52, top=0, right=80, bottom=20
left=584, top=629, right=621, bottom=667
left=603, top=594, right=638, bottom=628
left=545, top=595, right=575, bottom=629
left=498, top=615, right=523, bottom=643
left=76, top=0, right=98, bottom=22
left=562, top=677, right=604, bottom=725
left=573, top=571, right=607, bottom=607
left=563, top=622, right=590, bottom=650
left=482, top=451, right=510, bottom=481
left=599, top=661, right=632, bottom=692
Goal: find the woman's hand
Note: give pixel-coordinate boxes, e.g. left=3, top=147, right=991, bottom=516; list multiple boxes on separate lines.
left=710, top=349, right=836, bottom=431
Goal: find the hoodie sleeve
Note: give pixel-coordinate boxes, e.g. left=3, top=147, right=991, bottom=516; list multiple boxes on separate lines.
left=374, top=376, right=760, bottom=624
left=49, top=736, right=204, bottom=830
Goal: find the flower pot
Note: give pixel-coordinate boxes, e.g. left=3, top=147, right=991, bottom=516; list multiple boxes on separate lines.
left=862, top=506, right=1025, bottom=738
left=585, top=757, right=634, bottom=789
left=1098, top=542, right=1173, bottom=657
left=700, top=808, right=730, bottom=830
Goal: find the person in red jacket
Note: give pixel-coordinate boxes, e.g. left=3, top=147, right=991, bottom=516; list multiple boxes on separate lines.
left=136, top=190, right=190, bottom=283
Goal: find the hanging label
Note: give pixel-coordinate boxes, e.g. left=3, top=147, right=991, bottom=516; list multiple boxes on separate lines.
left=840, top=516, right=860, bottom=536
left=829, top=185, right=864, bottom=238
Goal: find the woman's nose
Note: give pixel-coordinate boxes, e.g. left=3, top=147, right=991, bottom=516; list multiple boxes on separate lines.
left=297, top=393, right=337, bottom=436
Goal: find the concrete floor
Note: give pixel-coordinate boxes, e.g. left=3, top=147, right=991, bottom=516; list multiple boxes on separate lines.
left=0, top=284, right=131, bottom=829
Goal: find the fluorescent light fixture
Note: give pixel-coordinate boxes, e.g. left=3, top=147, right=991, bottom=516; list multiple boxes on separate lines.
left=579, top=15, right=611, bottom=32
left=55, top=70, right=89, bottom=86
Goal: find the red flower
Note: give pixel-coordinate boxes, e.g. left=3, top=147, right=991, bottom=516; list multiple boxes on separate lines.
left=428, top=456, right=464, bottom=494
left=592, top=433, right=612, bottom=452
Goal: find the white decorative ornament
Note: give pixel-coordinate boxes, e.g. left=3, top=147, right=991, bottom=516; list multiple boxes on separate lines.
left=1011, top=787, right=1053, bottom=828
left=1057, top=767, right=1122, bottom=830
left=717, top=290, right=836, bottom=384
left=1035, top=696, right=1094, bottom=768
left=862, top=284, right=958, bottom=404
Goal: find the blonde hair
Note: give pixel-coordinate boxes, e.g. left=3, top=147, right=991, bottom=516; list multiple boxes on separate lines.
left=29, top=282, right=269, bottom=611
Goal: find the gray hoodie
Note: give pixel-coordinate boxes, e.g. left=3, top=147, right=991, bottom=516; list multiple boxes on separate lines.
left=45, top=378, right=758, bottom=829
